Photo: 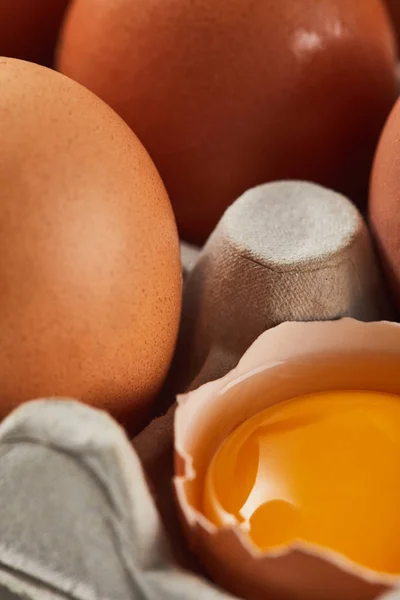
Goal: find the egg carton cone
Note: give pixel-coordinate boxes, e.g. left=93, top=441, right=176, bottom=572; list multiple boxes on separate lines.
left=168, top=181, right=393, bottom=395
left=0, top=400, right=238, bottom=600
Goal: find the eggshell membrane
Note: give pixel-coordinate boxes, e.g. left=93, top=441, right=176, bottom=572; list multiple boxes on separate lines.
left=174, top=319, right=400, bottom=600
left=369, top=98, right=400, bottom=311
left=57, top=0, right=397, bottom=244
left=0, top=0, right=70, bottom=66
left=0, top=58, right=182, bottom=427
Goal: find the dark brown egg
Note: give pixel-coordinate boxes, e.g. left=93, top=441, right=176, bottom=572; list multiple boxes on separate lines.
left=0, top=0, right=70, bottom=66
left=0, top=58, right=182, bottom=428
left=57, top=0, right=397, bottom=244
left=369, top=97, right=400, bottom=311
left=384, top=0, right=400, bottom=48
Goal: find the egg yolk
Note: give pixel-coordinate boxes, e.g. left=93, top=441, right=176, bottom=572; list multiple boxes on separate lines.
left=203, top=391, right=400, bottom=574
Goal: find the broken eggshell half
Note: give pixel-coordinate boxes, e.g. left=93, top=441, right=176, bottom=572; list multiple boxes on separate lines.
left=174, top=318, right=400, bottom=600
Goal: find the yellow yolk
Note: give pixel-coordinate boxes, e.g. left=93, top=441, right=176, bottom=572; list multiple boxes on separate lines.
left=203, top=391, right=400, bottom=573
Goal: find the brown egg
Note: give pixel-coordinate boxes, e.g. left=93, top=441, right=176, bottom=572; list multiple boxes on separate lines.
left=369, top=97, right=400, bottom=311
left=0, top=1, right=70, bottom=66
left=57, top=0, right=397, bottom=244
left=0, top=58, right=182, bottom=428
left=384, top=0, right=400, bottom=48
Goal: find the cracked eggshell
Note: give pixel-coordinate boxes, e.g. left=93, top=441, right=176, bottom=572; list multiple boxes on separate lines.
left=174, top=319, right=400, bottom=600
left=0, top=58, right=182, bottom=430
left=57, top=0, right=398, bottom=244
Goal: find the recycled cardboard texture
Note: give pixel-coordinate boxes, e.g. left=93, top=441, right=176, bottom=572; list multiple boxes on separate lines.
left=169, top=180, right=393, bottom=396
left=0, top=400, right=237, bottom=600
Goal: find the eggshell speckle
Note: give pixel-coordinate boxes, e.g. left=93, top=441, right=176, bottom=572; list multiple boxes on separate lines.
left=58, top=0, right=397, bottom=243
left=0, top=0, right=70, bottom=66
left=0, top=58, right=182, bottom=427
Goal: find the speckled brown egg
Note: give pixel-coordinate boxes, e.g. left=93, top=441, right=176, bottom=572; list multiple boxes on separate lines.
left=0, top=58, right=182, bottom=429
left=0, top=0, right=70, bottom=66
left=57, top=0, right=398, bottom=244
left=369, top=97, right=400, bottom=311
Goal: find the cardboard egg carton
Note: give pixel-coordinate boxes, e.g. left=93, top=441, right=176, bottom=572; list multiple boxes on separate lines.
left=0, top=181, right=398, bottom=600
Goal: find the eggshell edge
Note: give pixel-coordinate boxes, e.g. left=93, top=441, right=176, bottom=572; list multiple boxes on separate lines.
left=174, top=318, right=400, bottom=600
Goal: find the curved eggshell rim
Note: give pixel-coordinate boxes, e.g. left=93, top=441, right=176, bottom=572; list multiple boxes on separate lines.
left=174, top=318, right=400, bottom=590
